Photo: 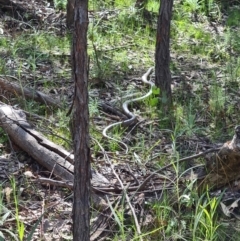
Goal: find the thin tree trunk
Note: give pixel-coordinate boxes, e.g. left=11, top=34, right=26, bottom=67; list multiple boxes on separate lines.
left=155, top=0, right=173, bottom=111
left=72, top=0, right=90, bottom=240
left=66, top=0, right=74, bottom=29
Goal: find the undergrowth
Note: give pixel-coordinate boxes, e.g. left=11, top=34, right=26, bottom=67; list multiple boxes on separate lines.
left=0, top=0, right=240, bottom=239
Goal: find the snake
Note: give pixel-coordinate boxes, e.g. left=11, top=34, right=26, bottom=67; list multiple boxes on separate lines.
left=102, top=67, right=154, bottom=153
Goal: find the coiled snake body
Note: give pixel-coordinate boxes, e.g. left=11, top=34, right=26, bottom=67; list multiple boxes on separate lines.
left=102, top=67, right=154, bottom=153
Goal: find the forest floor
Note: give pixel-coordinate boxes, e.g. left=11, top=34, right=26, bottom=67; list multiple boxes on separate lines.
left=0, top=0, right=240, bottom=240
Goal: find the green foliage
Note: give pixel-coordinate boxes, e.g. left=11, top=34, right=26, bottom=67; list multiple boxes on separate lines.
left=53, top=0, right=67, bottom=10
left=47, top=110, right=71, bottom=149
left=89, top=96, right=99, bottom=118
left=174, top=104, right=204, bottom=138
left=226, top=8, right=240, bottom=26
left=209, top=84, right=225, bottom=114
left=148, top=178, right=224, bottom=240
left=1, top=0, right=240, bottom=239
left=88, top=1, right=155, bottom=80
left=146, top=0, right=159, bottom=13
left=192, top=191, right=222, bottom=241
left=183, top=0, right=201, bottom=13
left=0, top=178, right=44, bottom=241
left=0, top=186, right=17, bottom=241
left=147, top=86, right=160, bottom=107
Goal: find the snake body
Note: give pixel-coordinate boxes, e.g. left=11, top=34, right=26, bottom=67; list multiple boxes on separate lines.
left=102, top=67, right=154, bottom=153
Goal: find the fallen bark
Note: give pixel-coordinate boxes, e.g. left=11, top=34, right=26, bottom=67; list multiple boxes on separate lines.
left=0, top=78, right=61, bottom=108
left=198, top=125, right=240, bottom=191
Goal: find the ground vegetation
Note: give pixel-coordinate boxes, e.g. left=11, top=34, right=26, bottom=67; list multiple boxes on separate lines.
left=0, top=0, right=240, bottom=240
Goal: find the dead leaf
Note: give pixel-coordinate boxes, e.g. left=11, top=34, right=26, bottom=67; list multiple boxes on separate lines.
left=4, top=187, right=12, bottom=204
left=24, top=171, right=36, bottom=178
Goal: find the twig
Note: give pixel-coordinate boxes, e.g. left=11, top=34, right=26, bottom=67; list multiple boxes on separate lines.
left=36, top=146, right=219, bottom=198
left=127, top=164, right=140, bottom=186
left=92, top=138, right=143, bottom=240
left=131, top=147, right=220, bottom=196
left=36, top=178, right=73, bottom=189
left=40, top=199, right=45, bottom=240
left=0, top=77, right=61, bottom=108
left=100, top=111, right=123, bottom=121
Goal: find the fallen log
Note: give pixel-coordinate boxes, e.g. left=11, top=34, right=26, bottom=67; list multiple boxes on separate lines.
left=0, top=104, right=109, bottom=209
left=0, top=104, right=110, bottom=185
left=0, top=77, right=61, bottom=108
left=0, top=104, right=73, bottom=181
left=198, top=125, right=240, bottom=191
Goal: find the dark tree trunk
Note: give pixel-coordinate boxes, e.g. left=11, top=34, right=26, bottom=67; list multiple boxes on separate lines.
left=155, top=0, right=173, bottom=111
left=71, top=0, right=90, bottom=240
left=66, top=0, right=75, bottom=29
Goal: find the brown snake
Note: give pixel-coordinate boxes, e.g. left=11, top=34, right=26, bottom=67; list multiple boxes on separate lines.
left=102, top=67, right=154, bottom=153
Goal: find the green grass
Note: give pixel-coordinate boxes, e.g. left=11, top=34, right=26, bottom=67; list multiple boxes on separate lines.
left=10, top=178, right=25, bottom=241
left=0, top=178, right=44, bottom=241
left=80, top=4, right=240, bottom=236
left=1, top=0, right=240, bottom=239
left=53, top=0, right=67, bottom=10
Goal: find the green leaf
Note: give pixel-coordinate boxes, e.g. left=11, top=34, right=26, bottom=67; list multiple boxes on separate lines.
left=152, top=86, right=160, bottom=95
left=149, top=97, right=159, bottom=107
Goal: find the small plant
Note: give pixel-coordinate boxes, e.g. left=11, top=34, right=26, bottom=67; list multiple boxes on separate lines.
left=47, top=109, right=71, bottom=149
left=107, top=198, right=127, bottom=240
left=145, top=86, right=160, bottom=108
left=53, top=0, right=67, bottom=10
left=0, top=185, right=19, bottom=241
left=173, top=103, right=203, bottom=138
left=183, top=0, right=201, bottom=13
left=192, top=191, right=222, bottom=241
left=10, top=178, right=25, bottom=241
left=209, top=83, right=226, bottom=123
left=107, top=125, right=127, bottom=152
left=89, top=96, right=99, bottom=118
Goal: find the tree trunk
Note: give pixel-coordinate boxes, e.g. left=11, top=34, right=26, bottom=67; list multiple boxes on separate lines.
left=155, top=0, right=173, bottom=111
left=66, top=0, right=75, bottom=29
left=71, top=0, right=90, bottom=240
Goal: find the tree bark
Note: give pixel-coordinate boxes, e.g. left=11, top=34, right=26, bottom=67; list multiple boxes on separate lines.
left=71, top=0, right=90, bottom=241
left=66, top=0, right=75, bottom=29
left=197, top=126, right=240, bottom=192
left=155, top=0, right=173, bottom=111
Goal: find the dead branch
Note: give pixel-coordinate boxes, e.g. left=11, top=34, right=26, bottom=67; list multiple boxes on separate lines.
left=0, top=77, right=61, bottom=108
